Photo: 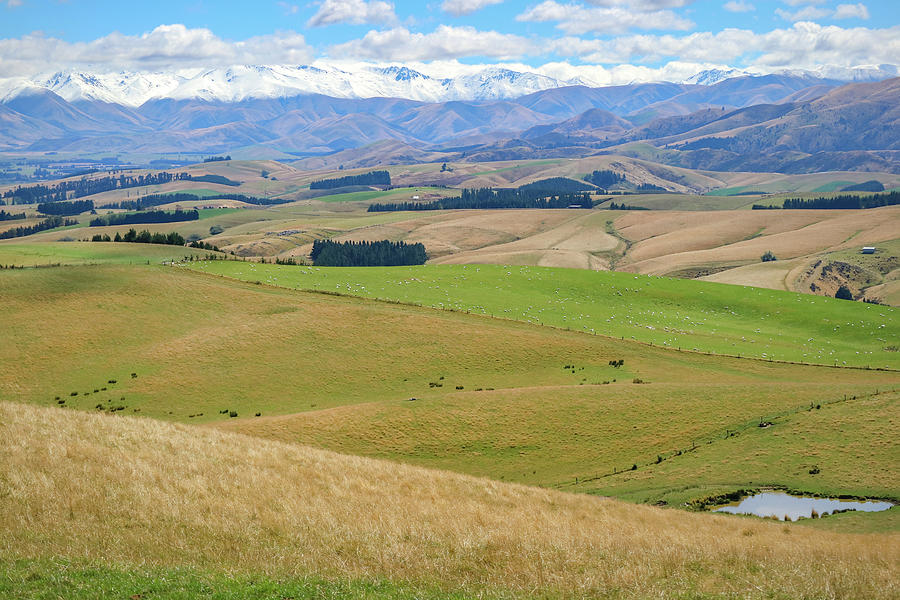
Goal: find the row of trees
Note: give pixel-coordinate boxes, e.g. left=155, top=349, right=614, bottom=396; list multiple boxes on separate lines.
left=0, top=209, right=26, bottom=221
left=0, top=216, right=76, bottom=239
left=608, top=202, right=650, bottom=210
left=90, top=231, right=220, bottom=251
left=92, top=229, right=186, bottom=246
left=584, top=169, right=625, bottom=189
left=37, top=199, right=94, bottom=216
left=310, top=170, right=391, bottom=190
left=368, top=188, right=593, bottom=212
left=106, top=192, right=289, bottom=210
left=89, top=209, right=199, bottom=227
left=781, top=191, right=899, bottom=210
left=310, top=239, right=427, bottom=266
left=3, top=172, right=189, bottom=204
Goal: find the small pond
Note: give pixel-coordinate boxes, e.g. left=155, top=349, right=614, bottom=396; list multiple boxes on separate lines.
left=712, top=491, right=893, bottom=521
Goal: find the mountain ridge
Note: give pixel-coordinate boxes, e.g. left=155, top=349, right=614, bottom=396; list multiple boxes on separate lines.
left=1, top=75, right=898, bottom=174
left=1, top=63, right=897, bottom=107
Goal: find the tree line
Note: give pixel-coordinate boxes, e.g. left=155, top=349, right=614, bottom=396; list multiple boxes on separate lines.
left=0, top=209, right=26, bottom=221
left=751, top=191, right=900, bottom=210
left=584, top=169, right=625, bottom=189
left=2, top=172, right=189, bottom=205
left=0, top=216, right=76, bottom=239
left=37, top=199, right=94, bottom=216
left=90, top=230, right=221, bottom=251
left=91, top=229, right=186, bottom=246
left=609, top=202, right=650, bottom=210
left=781, top=191, right=899, bottom=210
left=310, top=239, right=427, bottom=266
left=310, top=170, right=391, bottom=190
left=368, top=187, right=593, bottom=212
left=89, top=209, right=199, bottom=227
left=106, top=192, right=291, bottom=211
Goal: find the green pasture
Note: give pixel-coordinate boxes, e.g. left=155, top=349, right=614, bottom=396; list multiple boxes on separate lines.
left=0, top=560, right=473, bottom=600
left=703, top=186, right=764, bottom=197
left=187, top=262, right=899, bottom=369
left=810, top=181, right=856, bottom=193
left=1, top=261, right=897, bottom=527
left=258, top=382, right=898, bottom=511
left=571, top=389, right=899, bottom=507
left=197, top=207, right=243, bottom=219
left=315, top=186, right=454, bottom=204
left=0, top=242, right=215, bottom=267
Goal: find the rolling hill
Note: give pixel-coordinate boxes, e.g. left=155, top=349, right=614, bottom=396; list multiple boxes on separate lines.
left=3, top=400, right=897, bottom=599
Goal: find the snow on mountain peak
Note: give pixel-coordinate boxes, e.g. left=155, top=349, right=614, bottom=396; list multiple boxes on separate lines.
left=683, top=68, right=753, bottom=86
left=4, top=63, right=896, bottom=107
left=4, top=64, right=580, bottom=107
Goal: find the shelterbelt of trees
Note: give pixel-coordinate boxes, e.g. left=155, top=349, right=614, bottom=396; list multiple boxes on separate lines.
left=0, top=209, right=26, bottom=221
left=89, top=209, right=199, bottom=227
left=310, top=170, right=391, bottom=190
left=3, top=172, right=189, bottom=204
left=368, top=187, right=593, bottom=212
left=0, top=216, right=76, bottom=239
left=106, top=192, right=291, bottom=210
left=310, top=239, right=427, bottom=266
left=37, top=199, right=94, bottom=216
left=753, top=190, right=900, bottom=210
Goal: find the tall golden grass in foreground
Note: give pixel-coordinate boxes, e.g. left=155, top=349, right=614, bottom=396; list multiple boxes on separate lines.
left=1, top=402, right=896, bottom=599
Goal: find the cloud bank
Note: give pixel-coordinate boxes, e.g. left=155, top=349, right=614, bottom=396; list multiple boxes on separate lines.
left=0, top=21, right=896, bottom=84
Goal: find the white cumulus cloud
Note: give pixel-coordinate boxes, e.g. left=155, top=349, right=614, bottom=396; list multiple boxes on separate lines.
left=441, top=0, right=504, bottom=16
left=776, top=2, right=869, bottom=21
left=775, top=6, right=830, bottom=20
left=327, top=25, right=534, bottom=61
left=516, top=1, right=694, bottom=34
left=0, top=25, right=314, bottom=77
left=781, top=0, right=825, bottom=6
left=307, top=0, right=397, bottom=27
left=545, top=21, right=899, bottom=72
left=724, top=0, right=754, bottom=12
left=583, top=0, right=694, bottom=8
left=833, top=3, right=869, bottom=19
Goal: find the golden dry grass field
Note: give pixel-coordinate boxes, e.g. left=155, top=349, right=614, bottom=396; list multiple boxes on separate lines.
left=2, top=401, right=898, bottom=599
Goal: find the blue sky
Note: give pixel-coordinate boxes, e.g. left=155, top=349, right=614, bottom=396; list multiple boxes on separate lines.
left=0, top=0, right=897, bottom=81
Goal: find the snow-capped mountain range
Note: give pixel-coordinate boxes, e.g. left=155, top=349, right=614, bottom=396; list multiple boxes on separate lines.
left=1, top=63, right=896, bottom=107
left=0, top=65, right=584, bottom=107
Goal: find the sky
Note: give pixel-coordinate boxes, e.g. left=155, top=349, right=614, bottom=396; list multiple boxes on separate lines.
left=0, top=0, right=898, bottom=83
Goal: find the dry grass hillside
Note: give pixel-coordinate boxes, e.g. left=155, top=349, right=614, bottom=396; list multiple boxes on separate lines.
left=616, top=206, right=900, bottom=274
left=5, top=156, right=898, bottom=302
left=2, top=401, right=898, bottom=599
